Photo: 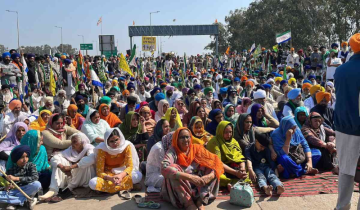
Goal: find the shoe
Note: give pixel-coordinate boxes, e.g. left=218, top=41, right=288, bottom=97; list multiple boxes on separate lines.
left=6, top=204, right=16, bottom=210
left=29, top=198, right=38, bottom=210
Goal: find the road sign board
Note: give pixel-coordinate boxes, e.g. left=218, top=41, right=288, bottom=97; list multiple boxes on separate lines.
left=80, top=43, right=93, bottom=50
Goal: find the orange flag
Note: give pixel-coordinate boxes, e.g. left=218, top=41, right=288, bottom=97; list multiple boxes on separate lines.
left=215, top=19, right=218, bottom=23
left=225, top=46, right=230, bottom=55
left=133, top=21, right=135, bottom=26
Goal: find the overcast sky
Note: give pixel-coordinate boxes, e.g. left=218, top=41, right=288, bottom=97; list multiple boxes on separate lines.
left=1, top=0, right=252, bottom=56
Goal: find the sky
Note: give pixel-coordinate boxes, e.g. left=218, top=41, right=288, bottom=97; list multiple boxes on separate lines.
left=0, top=0, right=252, bottom=56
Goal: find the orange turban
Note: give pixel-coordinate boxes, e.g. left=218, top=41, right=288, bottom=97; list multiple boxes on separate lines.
left=286, top=66, right=291, bottom=70
left=350, top=33, right=360, bottom=53
left=122, top=90, right=130, bottom=96
left=279, top=71, right=284, bottom=75
left=290, top=47, right=295, bottom=51
left=341, top=41, right=348, bottom=47
left=316, top=92, right=331, bottom=103
left=310, top=84, right=325, bottom=95
left=245, top=80, right=254, bottom=87
left=9, top=100, right=22, bottom=111
left=241, top=76, right=248, bottom=82
left=302, top=83, right=312, bottom=90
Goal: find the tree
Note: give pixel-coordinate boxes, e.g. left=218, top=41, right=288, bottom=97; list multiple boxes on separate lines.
left=204, top=22, right=229, bottom=55
left=57, top=44, right=77, bottom=55
left=207, top=0, right=357, bottom=52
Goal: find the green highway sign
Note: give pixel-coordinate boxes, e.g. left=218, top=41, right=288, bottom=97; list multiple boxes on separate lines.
left=102, top=47, right=117, bottom=58
left=80, top=43, right=93, bottom=50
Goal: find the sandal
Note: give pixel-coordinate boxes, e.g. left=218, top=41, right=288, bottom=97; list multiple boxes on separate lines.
left=138, top=201, right=161, bottom=209
left=118, top=190, right=131, bottom=200
left=133, top=195, right=144, bottom=204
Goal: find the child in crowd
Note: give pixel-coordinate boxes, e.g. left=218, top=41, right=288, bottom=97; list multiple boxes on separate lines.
left=245, top=132, right=285, bottom=196
left=0, top=145, right=41, bottom=210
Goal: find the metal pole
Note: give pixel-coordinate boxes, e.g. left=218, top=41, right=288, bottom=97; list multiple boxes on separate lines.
left=5, top=10, right=20, bottom=52
left=130, top=37, right=132, bottom=52
left=16, top=11, right=19, bottom=52
left=150, top=13, right=152, bottom=37
left=215, top=35, right=219, bottom=56
left=61, top=27, right=63, bottom=53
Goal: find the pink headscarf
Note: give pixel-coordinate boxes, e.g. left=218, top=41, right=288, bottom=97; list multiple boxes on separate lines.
left=236, top=97, right=252, bottom=114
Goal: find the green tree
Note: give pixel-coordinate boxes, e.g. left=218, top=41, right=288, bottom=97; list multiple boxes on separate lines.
left=204, top=22, right=229, bottom=55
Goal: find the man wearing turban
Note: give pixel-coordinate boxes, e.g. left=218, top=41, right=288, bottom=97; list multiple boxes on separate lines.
left=310, top=92, right=334, bottom=129
left=304, top=84, right=325, bottom=113
left=286, top=47, right=299, bottom=68
left=334, top=33, right=360, bottom=210
left=0, top=52, right=21, bottom=86
left=282, top=88, right=303, bottom=117
left=326, top=49, right=342, bottom=81
left=338, top=42, right=349, bottom=63
left=3, top=99, right=30, bottom=136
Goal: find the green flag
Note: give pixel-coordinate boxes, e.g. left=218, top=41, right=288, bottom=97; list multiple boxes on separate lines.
left=283, top=67, right=287, bottom=80
left=182, top=53, right=186, bottom=87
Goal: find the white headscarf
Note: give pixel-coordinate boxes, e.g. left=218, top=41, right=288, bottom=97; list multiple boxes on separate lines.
left=61, top=132, right=94, bottom=163
left=95, top=127, right=139, bottom=171
left=155, top=99, right=169, bottom=121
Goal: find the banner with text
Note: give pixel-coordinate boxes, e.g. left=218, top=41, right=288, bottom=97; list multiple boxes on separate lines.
left=142, top=36, right=156, bottom=51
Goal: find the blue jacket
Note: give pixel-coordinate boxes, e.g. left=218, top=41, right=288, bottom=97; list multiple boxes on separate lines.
left=334, top=53, right=360, bottom=136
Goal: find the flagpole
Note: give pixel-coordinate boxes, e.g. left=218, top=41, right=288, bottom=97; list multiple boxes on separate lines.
left=101, top=21, right=103, bottom=35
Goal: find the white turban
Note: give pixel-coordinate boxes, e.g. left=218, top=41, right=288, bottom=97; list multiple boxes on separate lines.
left=326, top=81, right=334, bottom=88
left=266, top=78, right=274, bottom=84
left=253, top=90, right=266, bottom=100
left=216, top=74, right=223, bottom=80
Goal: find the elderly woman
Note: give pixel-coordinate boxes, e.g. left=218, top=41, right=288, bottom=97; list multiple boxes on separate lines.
left=81, top=110, right=111, bottom=146
left=207, top=121, right=250, bottom=189
left=161, top=127, right=224, bottom=210
left=67, top=104, right=85, bottom=130
left=30, top=110, right=52, bottom=131
left=301, top=112, right=338, bottom=174
left=0, top=122, right=28, bottom=172
left=162, top=108, right=183, bottom=132
left=39, top=133, right=95, bottom=201
left=98, top=104, right=122, bottom=128
left=43, top=114, right=79, bottom=157
left=155, top=99, right=169, bottom=122
left=145, top=131, right=174, bottom=190
left=10, top=130, right=51, bottom=190
left=205, top=109, right=223, bottom=135
left=146, top=119, right=170, bottom=152
left=89, top=128, right=142, bottom=193
left=250, top=104, right=279, bottom=129
left=211, top=99, right=223, bottom=111
left=224, top=104, right=239, bottom=126
left=188, top=116, right=213, bottom=145
left=294, top=107, right=309, bottom=129
left=271, top=116, right=321, bottom=178
left=138, top=105, right=156, bottom=136
left=182, top=101, right=201, bottom=127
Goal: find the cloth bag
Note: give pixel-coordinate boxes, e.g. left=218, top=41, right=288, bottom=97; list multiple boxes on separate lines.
left=288, top=144, right=306, bottom=164
left=230, top=181, right=254, bottom=207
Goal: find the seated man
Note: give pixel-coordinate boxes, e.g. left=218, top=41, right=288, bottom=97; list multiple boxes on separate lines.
left=39, top=133, right=95, bottom=201
left=0, top=145, right=41, bottom=210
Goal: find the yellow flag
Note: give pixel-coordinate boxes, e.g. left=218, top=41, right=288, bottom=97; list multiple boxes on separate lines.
left=119, top=53, right=134, bottom=76
left=50, top=66, right=56, bottom=96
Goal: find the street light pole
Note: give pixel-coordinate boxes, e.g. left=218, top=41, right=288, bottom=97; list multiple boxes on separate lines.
left=55, top=26, right=63, bottom=53
left=6, top=10, right=20, bottom=52
left=150, top=11, right=160, bottom=56
left=78, top=35, right=85, bottom=55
